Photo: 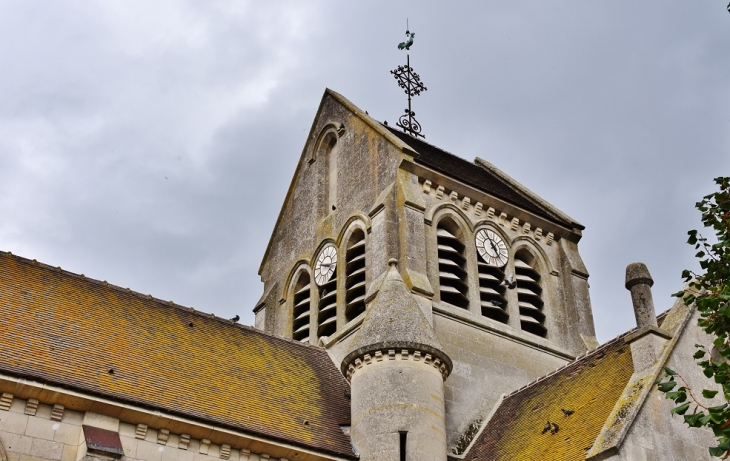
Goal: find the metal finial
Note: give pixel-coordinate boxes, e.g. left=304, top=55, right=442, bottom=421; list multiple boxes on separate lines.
left=391, top=26, right=427, bottom=138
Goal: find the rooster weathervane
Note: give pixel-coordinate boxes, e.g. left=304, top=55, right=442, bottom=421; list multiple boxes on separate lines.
left=391, top=22, right=427, bottom=138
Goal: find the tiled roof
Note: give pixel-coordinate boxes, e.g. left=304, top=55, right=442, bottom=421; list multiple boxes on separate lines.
left=459, top=332, right=634, bottom=460
left=0, top=252, right=355, bottom=459
left=384, top=126, right=576, bottom=229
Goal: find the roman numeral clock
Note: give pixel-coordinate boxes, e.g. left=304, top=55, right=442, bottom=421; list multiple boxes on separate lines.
left=475, top=229, right=508, bottom=267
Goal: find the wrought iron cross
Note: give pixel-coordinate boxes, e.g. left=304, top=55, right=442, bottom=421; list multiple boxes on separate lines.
left=391, top=29, right=427, bottom=138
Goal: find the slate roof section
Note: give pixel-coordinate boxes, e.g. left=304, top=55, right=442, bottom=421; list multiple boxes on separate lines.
left=457, top=332, right=634, bottom=461
left=342, top=261, right=451, bottom=375
left=384, top=126, right=577, bottom=229
left=0, top=251, right=356, bottom=459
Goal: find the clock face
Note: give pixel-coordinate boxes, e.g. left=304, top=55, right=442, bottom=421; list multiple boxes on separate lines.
left=314, top=244, right=338, bottom=286
left=475, top=229, right=509, bottom=267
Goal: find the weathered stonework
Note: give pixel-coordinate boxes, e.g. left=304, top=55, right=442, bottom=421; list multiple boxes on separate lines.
left=256, top=90, right=598, bottom=450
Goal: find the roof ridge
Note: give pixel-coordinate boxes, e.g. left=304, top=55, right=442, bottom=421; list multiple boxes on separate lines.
left=504, top=329, right=636, bottom=398
left=0, top=250, right=325, bottom=353
left=382, top=123, right=461, bottom=158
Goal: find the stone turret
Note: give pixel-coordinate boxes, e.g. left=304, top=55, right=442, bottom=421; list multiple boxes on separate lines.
left=342, top=259, right=452, bottom=461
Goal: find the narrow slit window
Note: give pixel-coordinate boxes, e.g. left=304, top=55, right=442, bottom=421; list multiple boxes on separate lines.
left=399, top=431, right=407, bottom=461
left=436, top=219, right=469, bottom=308
left=292, top=273, right=312, bottom=342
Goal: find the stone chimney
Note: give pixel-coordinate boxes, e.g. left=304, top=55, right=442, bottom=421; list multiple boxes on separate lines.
left=625, top=263, right=670, bottom=372
left=625, top=262, right=657, bottom=329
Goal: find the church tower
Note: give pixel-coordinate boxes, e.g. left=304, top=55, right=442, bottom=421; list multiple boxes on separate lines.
left=341, top=258, right=451, bottom=461
left=256, top=89, right=598, bottom=451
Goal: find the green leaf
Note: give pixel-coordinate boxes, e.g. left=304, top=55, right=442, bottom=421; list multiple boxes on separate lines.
left=685, top=413, right=705, bottom=428
left=667, top=391, right=687, bottom=402
left=703, top=389, right=719, bottom=399
left=695, top=350, right=707, bottom=359
left=657, top=381, right=678, bottom=392
left=671, top=403, right=691, bottom=415
left=663, top=366, right=677, bottom=376
left=709, top=404, right=728, bottom=414
left=709, top=446, right=725, bottom=457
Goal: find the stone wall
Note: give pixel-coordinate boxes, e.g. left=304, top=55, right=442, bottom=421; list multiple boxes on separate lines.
left=0, top=394, right=306, bottom=461
left=616, top=310, right=719, bottom=461
left=433, top=314, right=569, bottom=449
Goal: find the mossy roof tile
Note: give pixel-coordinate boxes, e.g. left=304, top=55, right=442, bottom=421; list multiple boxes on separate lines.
left=461, top=334, right=634, bottom=461
left=0, top=252, right=355, bottom=459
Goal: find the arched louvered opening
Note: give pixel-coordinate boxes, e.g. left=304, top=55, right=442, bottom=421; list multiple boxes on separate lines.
left=317, top=267, right=338, bottom=339
left=437, top=219, right=469, bottom=309
left=515, top=250, right=546, bottom=337
left=292, top=273, right=312, bottom=342
left=477, top=260, right=508, bottom=323
left=345, top=229, right=367, bottom=322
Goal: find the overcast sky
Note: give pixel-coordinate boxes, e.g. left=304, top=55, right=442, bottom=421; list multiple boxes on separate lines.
left=1, top=1, right=728, bottom=343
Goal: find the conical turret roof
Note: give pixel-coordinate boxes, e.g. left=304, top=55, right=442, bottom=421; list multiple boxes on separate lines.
left=341, top=259, right=451, bottom=375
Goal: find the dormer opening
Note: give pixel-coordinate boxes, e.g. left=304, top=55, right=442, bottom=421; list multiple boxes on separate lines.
left=292, top=272, right=312, bottom=342
left=514, top=250, right=546, bottom=337
left=344, top=229, right=367, bottom=322
left=436, top=218, right=469, bottom=309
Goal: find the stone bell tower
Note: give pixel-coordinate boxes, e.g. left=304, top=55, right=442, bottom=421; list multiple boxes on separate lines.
left=341, top=259, right=452, bottom=461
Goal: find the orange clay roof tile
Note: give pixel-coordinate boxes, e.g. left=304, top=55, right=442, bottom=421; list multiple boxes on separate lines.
left=459, top=333, right=634, bottom=461
left=0, top=251, right=355, bottom=459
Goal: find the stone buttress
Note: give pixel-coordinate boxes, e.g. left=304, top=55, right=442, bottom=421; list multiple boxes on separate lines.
left=341, top=259, right=452, bottom=461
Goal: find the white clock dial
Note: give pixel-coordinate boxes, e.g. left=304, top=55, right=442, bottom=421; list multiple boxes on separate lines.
left=475, top=229, right=509, bottom=268
left=314, top=244, right=338, bottom=286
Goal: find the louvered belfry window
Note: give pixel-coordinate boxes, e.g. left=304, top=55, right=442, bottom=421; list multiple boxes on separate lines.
left=317, top=268, right=338, bottom=338
left=515, top=251, right=546, bottom=337
left=436, top=220, right=469, bottom=308
left=478, top=260, right=508, bottom=323
left=345, top=230, right=367, bottom=322
left=292, top=273, right=312, bottom=342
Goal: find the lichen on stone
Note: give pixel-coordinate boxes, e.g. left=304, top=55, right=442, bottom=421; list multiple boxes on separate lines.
left=452, top=418, right=482, bottom=455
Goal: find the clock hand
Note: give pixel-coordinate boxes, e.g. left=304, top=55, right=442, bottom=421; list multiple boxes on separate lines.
left=488, top=238, right=499, bottom=255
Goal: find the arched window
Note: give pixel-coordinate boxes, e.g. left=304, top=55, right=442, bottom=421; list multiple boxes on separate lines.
left=292, top=272, right=312, bottom=342
left=436, top=218, right=469, bottom=309
left=514, top=250, right=546, bottom=337
left=314, top=131, right=338, bottom=213
left=476, top=231, right=508, bottom=323
left=345, top=229, right=367, bottom=322
left=317, top=264, right=338, bottom=339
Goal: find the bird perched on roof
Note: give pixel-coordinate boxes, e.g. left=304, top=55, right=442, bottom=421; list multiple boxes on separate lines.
left=542, top=421, right=551, bottom=434
left=561, top=408, right=574, bottom=416
left=551, top=422, right=560, bottom=434
left=398, top=31, right=415, bottom=50
left=230, top=315, right=240, bottom=323
left=500, top=274, right=516, bottom=289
